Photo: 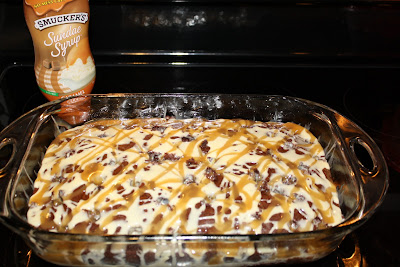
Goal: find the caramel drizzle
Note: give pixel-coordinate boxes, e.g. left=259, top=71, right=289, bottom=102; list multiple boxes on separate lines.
left=29, top=118, right=340, bottom=234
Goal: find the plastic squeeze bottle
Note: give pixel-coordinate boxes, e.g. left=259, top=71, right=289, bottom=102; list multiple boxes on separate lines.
left=23, top=0, right=95, bottom=101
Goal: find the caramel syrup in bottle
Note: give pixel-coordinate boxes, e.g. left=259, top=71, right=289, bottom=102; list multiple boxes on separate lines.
left=24, top=0, right=95, bottom=101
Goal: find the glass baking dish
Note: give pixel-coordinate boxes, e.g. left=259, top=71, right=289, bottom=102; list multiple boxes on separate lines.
left=0, top=94, right=388, bottom=266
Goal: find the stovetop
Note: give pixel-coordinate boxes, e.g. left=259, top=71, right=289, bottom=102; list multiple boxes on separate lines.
left=1, top=63, right=399, bottom=267
left=1, top=0, right=400, bottom=266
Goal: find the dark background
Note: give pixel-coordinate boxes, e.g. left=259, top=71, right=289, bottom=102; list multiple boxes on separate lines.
left=0, top=0, right=399, bottom=266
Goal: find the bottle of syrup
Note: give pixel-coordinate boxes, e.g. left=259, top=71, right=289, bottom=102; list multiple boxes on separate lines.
left=23, top=0, right=95, bottom=101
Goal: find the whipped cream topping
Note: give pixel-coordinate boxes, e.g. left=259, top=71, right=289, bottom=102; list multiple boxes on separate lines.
left=27, top=118, right=343, bottom=235
left=59, top=56, right=95, bottom=91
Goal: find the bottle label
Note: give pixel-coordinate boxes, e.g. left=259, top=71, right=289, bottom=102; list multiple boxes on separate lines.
left=24, top=0, right=95, bottom=101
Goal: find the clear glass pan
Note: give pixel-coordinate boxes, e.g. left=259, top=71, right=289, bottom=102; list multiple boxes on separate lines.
left=0, top=94, right=389, bottom=266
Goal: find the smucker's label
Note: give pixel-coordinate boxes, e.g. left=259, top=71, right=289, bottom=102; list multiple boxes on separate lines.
left=24, top=0, right=95, bottom=101
left=34, top=12, right=88, bottom=30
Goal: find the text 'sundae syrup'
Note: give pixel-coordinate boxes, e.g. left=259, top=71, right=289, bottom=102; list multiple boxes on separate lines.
left=24, top=0, right=95, bottom=101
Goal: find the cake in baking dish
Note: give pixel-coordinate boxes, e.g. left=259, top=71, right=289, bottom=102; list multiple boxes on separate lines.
left=27, top=118, right=343, bottom=235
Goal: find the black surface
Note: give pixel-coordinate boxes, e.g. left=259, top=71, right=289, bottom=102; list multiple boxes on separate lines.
left=1, top=0, right=399, bottom=266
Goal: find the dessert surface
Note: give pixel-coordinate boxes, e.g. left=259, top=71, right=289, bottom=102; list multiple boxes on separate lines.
left=27, top=118, right=343, bottom=235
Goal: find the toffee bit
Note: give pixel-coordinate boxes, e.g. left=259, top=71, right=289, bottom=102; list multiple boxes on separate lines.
left=258, top=193, right=271, bottom=209
left=255, top=147, right=269, bottom=156
left=315, top=183, right=326, bottom=192
left=144, top=166, right=151, bottom=171
left=116, top=184, right=125, bottom=194
left=200, top=204, right=215, bottom=217
left=70, top=184, right=90, bottom=203
left=199, top=139, right=210, bottom=154
left=295, top=148, right=305, bottom=155
left=261, top=222, right=273, bottom=234
left=273, top=229, right=289, bottom=234
left=112, top=160, right=129, bottom=175
left=195, top=201, right=203, bottom=209
left=143, top=134, right=153, bottom=140
left=270, top=213, right=284, bottom=221
left=117, top=141, right=135, bottom=151
left=64, top=164, right=79, bottom=174
left=113, top=214, right=127, bottom=221
left=277, top=146, right=289, bottom=153
left=234, top=196, right=243, bottom=203
left=186, top=158, right=199, bottom=169
left=163, top=153, right=181, bottom=161
left=182, top=135, right=195, bottom=142
left=205, top=167, right=224, bottom=187
left=100, top=153, right=108, bottom=162
left=293, top=208, right=307, bottom=222
left=139, top=193, right=152, bottom=205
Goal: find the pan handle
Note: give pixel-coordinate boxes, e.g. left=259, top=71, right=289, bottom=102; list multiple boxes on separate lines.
left=334, top=113, right=389, bottom=224
left=0, top=108, right=46, bottom=218
left=0, top=137, right=16, bottom=176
